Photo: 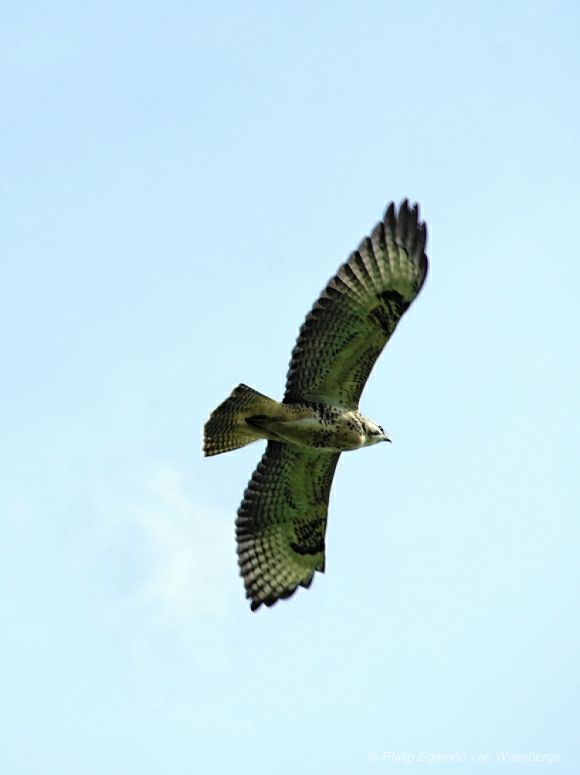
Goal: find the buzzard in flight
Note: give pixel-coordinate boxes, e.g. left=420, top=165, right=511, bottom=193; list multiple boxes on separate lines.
left=204, top=201, right=428, bottom=610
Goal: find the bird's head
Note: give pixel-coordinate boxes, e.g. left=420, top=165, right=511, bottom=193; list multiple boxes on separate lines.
left=363, top=419, right=391, bottom=446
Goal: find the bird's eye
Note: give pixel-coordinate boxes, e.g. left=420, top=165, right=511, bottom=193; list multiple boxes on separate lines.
left=378, top=426, right=384, bottom=434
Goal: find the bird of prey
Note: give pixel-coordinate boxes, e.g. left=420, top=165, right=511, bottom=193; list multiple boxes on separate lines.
left=204, top=200, right=428, bottom=610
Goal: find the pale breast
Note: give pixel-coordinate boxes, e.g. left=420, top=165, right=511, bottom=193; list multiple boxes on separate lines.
left=267, top=405, right=365, bottom=452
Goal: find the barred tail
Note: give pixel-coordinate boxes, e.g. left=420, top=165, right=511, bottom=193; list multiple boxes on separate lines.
left=203, top=384, right=280, bottom=457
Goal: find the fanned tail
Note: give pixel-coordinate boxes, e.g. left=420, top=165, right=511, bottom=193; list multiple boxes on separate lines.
left=203, top=384, right=280, bottom=457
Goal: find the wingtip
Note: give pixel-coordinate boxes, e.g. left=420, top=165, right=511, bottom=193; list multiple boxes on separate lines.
left=382, top=198, right=428, bottom=255
left=242, top=569, right=307, bottom=612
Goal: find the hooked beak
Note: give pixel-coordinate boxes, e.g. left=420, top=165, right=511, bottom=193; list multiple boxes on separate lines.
left=384, top=435, right=392, bottom=443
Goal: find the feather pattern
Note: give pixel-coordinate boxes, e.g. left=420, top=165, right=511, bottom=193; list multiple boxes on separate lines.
left=236, top=441, right=340, bottom=610
left=283, top=200, right=428, bottom=408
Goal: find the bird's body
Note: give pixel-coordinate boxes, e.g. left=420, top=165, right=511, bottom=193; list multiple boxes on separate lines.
left=204, top=201, right=428, bottom=610
left=239, top=395, right=386, bottom=452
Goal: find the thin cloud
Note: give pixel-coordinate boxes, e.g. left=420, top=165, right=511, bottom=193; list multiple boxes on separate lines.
left=134, top=466, right=234, bottom=618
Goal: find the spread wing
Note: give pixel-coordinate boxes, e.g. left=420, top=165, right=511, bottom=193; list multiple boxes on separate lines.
left=284, top=200, right=428, bottom=408
left=236, top=441, right=340, bottom=611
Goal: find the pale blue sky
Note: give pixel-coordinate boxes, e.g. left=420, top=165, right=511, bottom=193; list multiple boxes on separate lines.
left=2, top=2, right=579, bottom=773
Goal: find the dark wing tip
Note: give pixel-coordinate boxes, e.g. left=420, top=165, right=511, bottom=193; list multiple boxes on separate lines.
left=383, top=198, right=428, bottom=254
left=380, top=199, right=429, bottom=295
left=247, top=582, right=302, bottom=612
